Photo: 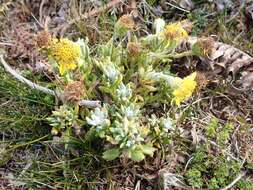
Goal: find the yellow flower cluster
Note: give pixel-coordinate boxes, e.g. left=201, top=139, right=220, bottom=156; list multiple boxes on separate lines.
left=172, top=72, right=197, bottom=106
left=162, top=22, right=188, bottom=42
left=50, top=38, right=81, bottom=75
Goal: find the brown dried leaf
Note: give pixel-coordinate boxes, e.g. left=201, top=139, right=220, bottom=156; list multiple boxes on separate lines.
left=187, top=37, right=253, bottom=90
left=210, top=42, right=253, bottom=87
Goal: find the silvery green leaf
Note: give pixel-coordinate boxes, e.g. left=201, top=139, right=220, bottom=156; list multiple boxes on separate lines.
left=162, top=117, right=173, bottom=130
left=86, top=107, right=109, bottom=127
left=120, top=104, right=139, bottom=119
left=154, top=18, right=166, bottom=34
left=116, top=83, right=132, bottom=101
left=146, top=71, right=182, bottom=88
left=103, top=64, right=120, bottom=82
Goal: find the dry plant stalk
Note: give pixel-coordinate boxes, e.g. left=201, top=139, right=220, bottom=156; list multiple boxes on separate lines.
left=0, top=55, right=100, bottom=108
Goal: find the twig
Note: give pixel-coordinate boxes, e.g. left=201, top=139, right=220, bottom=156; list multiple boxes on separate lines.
left=220, top=171, right=246, bottom=190
left=0, top=55, right=101, bottom=108
left=165, top=2, right=190, bottom=13
left=79, top=100, right=101, bottom=108
left=130, top=0, right=138, bottom=18
left=39, top=0, right=47, bottom=24
left=0, top=55, right=56, bottom=96
left=199, top=135, right=240, bottom=162
left=69, top=0, right=124, bottom=25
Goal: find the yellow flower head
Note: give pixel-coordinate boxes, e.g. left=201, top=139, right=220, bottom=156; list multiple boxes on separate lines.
left=50, top=38, right=81, bottom=75
left=172, top=72, right=197, bottom=106
left=162, top=22, right=188, bottom=42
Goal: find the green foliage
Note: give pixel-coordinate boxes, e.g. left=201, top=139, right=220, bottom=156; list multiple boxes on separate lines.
left=1, top=2, right=252, bottom=189
left=185, top=145, right=242, bottom=189
left=237, top=179, right=253, bottom=190
left=208, top=178, right=219, bottom=190
left=47, top=105, right=78, bottom=135
left=45, top=18, right=199, bottom=162
left=187, top=10, right=208, bottom=35
left=217, top=123, right=234, bottom=145
left=186, top=168, right=203, bottom=188
left=0, top=68, right=52, bottom=134
left=205, top=117, right=219, bottom=138
left=102, top=148, right=120, bottom=161
left=146, top=0, right=159, bottom=5
left=205, top=118, right=234, bottom=146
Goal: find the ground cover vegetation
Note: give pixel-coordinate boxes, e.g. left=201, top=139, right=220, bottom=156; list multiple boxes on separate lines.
left=0, top=0, right=252, bottom=189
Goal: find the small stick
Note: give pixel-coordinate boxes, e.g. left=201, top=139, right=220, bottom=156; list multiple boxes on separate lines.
left=79, top=100, right=101, bottom=108
left=220, top=171, right=246, bottom=190
left=0, top=55, right=56, bottom=96
left=69, top=0, right=124, bottom=26
left=0, top=55, right=101, bottom=108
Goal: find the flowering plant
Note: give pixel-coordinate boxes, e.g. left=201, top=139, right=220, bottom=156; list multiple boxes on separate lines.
left=45, top=16, right=202, bottom=161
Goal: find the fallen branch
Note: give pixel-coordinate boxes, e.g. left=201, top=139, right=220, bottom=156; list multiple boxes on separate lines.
left=0, top=55, right=101, bottom=108
left=0, top=55, right=56, bottom=96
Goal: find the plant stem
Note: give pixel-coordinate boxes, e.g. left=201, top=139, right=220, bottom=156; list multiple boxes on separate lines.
left=168, top=50, right=194, bottom=59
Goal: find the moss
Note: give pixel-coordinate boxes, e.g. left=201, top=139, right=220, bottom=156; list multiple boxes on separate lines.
left=217, top=123, right=234, bottom=145
left=205, top=118, right=234, bottom=146
left=208, top=178, right=219, bottom=190
left=205, top=117, right=218, bottom=138
left=237, top=179, right=253, bottom=190
left=185, top=145, right=242, bottom=189
left=186, top=168, right=204, bottom=188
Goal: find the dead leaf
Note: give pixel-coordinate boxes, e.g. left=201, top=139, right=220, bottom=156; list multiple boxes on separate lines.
left=187, top=37, right=253, bottom=90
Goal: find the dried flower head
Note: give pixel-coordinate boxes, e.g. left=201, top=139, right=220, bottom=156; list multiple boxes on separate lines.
left=127, top=42, right=141, bottom=55
left=115, top=15, right=135, bottom=36
left=50, top=38, right=81, bottom=75
left=192, top=37, right=215, bottom=57
left=180, top=19, right=193, bottom=33
left=172, top=72, right=197, bottom=105
left=63, top=80, right=85, bottom=102
left=195, top=72, right=208, bottom=91
left=36, top=30, right=51, bottom=48
left=117, top=15, right=135, bottom=30
left=9, top=25, right=39, bottom=61
left=162, top=22, right=188, bottom=42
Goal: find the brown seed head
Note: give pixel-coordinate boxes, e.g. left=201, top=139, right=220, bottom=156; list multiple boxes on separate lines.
left=127, top=42, right=141, bottom=55
left=117, top=15, right=135, bottom=30
left=36, top=30, right=51, bottom=48
left=63, top=80, right=85, bottom=102
left=195, top=72, right=208, bottom=91
left=197, top=37, right=215, bottom=57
